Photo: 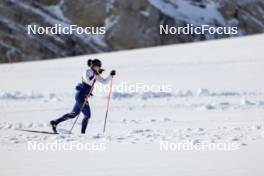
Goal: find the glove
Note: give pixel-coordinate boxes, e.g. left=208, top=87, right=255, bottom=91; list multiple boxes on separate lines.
left=110, top=70, right=116, bottom=76
left=94, top=70, right=99, bottom=75
left=99, top=68, right=105, bottom=74
left=94, top=68, right=104, bottom=75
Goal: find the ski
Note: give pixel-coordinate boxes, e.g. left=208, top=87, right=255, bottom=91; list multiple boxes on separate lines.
left=15, top=128, right=57, bottom=135
left=16, top=128, right=73, bottom=135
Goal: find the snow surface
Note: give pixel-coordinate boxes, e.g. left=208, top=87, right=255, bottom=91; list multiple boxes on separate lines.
left=0, top=34, right=264, bottom=175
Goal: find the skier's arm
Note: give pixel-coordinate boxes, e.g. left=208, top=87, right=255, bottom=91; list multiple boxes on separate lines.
left=96, top=75, right=112, bottom=84
left=96, top=70, right=116, bottom=84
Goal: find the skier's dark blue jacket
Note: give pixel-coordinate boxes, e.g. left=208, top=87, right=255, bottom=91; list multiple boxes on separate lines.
left=75, top=83, right=92, bottom=105
left=76, top=82, right=92, bottom=95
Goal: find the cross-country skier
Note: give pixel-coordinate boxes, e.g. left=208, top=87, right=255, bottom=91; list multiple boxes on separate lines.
left=50, top=59, right=116, bottom=134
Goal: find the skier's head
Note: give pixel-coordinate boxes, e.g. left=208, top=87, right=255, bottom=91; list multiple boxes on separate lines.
left=87, top=59, right=103, bottom=74
left=87, top=59, right=102, bottom=68
left=92, top=59, right=102, bottom=68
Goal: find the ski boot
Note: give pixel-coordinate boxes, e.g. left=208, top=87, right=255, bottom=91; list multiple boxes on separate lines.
left=50, top=121, right=58, bottom=134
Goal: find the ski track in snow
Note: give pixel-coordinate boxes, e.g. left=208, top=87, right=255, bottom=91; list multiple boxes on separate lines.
left=0, top=120, right=263, bottom=147
left=0, top=89, right=264, bottom=146
left=0, top=87, right=264, bottom=147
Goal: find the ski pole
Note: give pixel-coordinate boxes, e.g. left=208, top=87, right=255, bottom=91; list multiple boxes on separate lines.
left=103, top=76, right=113, bottom=133
left=69, top=80, right=96, bottom=133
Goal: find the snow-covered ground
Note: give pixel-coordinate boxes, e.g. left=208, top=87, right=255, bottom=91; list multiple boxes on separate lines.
left=0, top=34, right=264, bottom=175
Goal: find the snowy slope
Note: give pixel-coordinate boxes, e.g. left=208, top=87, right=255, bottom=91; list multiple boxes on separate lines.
left=0, top=34, right=264, bottom=175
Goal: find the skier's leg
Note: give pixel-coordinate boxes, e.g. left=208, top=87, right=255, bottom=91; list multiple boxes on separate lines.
left=81, top=103, right=91, bottom=134
left=52, top=103, right=81, bottom=125
left=50, top=103, right=81, bottom=134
